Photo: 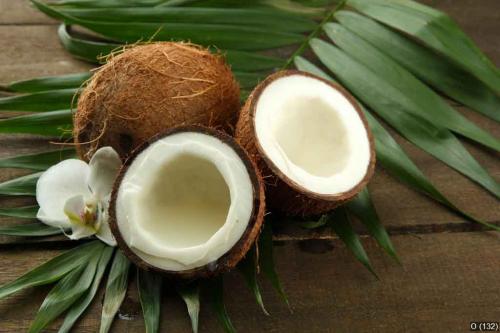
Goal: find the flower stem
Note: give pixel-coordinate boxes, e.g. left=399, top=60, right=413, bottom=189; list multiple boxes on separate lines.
left=282, top=0, right=347, bottom=69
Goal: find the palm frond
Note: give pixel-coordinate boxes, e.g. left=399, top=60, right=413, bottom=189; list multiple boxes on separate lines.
left=0, top=205, right=38, bottom=219
left=59, top=246, right=115, bottom=333
left=178, top=282, right=201, bottom=333
left=138, top=269, right=163, bottom=333
left=0, top=240, right=103, bottom=299
left=100, top=250, right=131, bottom=333
left=0, top=149, right=75, bottom=171
left=0, top=223, right=62, bottom=237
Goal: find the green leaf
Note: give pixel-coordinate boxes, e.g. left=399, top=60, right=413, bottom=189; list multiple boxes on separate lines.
left=238, top=246, right=269, bottom=315
left=59, top=246, right=115, bottom=333
left=59, top=24, right=120, bottom=63
left=224, top=50, right=284, bottom=71
left=0, top=240, right=103, bottom=299
left=138, top=269, right=162, bottom=333
left=347, top=0, right=500, bottom=94
left=0, top=205, right=38, bottom=219
left=323, top=23, right=500, bottom=152
left=0, top=172, right=41, bottom=196
left=0, top=89, right=77, bottom=112
left=299, top=216, right=328, bottom=230
left=100, top=250, right=131, bottom=333
left=310, top=39, right=500, bottom=199
left=0, top=109, right=73, bottom=137
left=28, top=242, right=105, bottom=333
left=334, top=10, right=500, bottom=122
left=178, top=282, right=200, bottom=333
left=2, top=72, right=91, bottom=93
left=234, top=71, right=264, bottom=90
left=347, top=189, right=399, bottom=263
left=0, top=149, right=76, bottom=171
left=293, top=56, right=333, bottom=81
left=258, top=221, right=289, bottom=307
left=293, top=57, right=498, bottom=230
left=0, top=223, right=62, bottom=237
left=58, top=7, right=315, bottom=33
left=33, top=1, right=305, bottom=51
left=208, top=276, right=236, bottom=333
left=328, top=208, right=378, bottom=278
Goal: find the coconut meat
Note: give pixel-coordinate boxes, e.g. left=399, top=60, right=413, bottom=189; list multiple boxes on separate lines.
left=115, top=132, right=254, bottom=271
left=254, top=74, right=371, bottom=195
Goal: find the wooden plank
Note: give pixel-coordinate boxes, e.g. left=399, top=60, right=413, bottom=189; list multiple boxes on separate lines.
left=0, top=25, right=91, bottom=83
left=1, top=232, right=500, bottom=332
left=0, top=0, right=56, bottom=25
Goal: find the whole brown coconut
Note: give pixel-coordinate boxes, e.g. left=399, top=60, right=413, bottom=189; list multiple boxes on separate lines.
left=235, top=70, right=376, bottom=217
left=74, top=42, right=240, bottom=160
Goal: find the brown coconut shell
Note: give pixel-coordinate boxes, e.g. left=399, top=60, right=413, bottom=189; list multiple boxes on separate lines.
left=109, top=125, right=265, bottom=279
left=74, top=42, right=240, bottom=161
left=235, top=70, right=376, bottom=217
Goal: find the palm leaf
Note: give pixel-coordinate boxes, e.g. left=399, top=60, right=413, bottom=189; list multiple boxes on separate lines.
left=0, top=89, right=77, bottom=112
left=323, top=23, right=500, bottom=152
left=310, top=39, right=500, bottom=199
left=0, top=149, right=75, bottom=171
left=59, top=246, right=114, bottom=333
left=208, top=276, right=236, bottom=333
left=58, top=24, right=120, bottom=63
left=58, top=7, right=316, bottom=33
left=238, top=246, right=269, bottom=315
left=100, top=250, right=131, bottom=333
left=347, top=189, right=399, bottom=263
left=28, top=242, right=105, bottom=333
left=0, top=240, right=102, bottom=299
left=0, top=223, right=62, bottom=237
left=347, top=0, right=500, bottom=94
left=334, top=10, right=500, bottom=122
left=178, top=282, right=200, bottom=333
left=258, top=221, right=289, bottom=307
left=138, top=269, right=162, bottom=333
left=1, top=72, right=90, bottom=93
left=328, top=208, right=378, bottom=278
left=0, top=172, right=41, bottom=196
left=33, top=1, right=305, bottom=51
left=0, top=205, right=38, bottom=219
left=0, top=109, right=73, bottom=137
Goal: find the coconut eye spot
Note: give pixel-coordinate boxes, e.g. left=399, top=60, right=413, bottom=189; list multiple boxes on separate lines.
left=272, top=96, right=350, bottom=177
left=136, top=154, right=230, bottom=248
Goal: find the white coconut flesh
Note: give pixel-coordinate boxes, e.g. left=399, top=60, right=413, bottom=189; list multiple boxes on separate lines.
left=115, top=132, right=254, bottom=271
left=254, top=74, right=371, bottom=196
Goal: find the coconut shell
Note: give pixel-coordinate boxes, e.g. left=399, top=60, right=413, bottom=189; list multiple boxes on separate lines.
left=109, top=125, right=265, bottom=279
left=235, top=70, right=376, bottom=217
left=74, top=42, right=240, bottom=161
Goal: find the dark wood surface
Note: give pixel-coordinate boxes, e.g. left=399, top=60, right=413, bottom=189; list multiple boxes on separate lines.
left=0, top=0, right=499, bottom=332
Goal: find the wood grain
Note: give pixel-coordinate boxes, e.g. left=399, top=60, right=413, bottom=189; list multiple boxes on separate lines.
left=1, top=232, right=500, bottom=332
left=0, top=1, right=499, bottom=332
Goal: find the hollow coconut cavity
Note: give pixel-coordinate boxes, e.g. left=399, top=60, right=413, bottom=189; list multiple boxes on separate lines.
left=110, top=126, right=265, bottom=278
left=236, top=70, right=375, bottom=216
left=74, top=42, right=240, bottom=161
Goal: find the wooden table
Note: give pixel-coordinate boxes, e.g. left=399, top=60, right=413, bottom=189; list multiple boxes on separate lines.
left=0, top=1, right=499, bottom=332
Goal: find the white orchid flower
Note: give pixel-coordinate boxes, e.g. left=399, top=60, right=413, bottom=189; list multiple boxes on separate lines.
left=36, top=147, right=122, bottom=246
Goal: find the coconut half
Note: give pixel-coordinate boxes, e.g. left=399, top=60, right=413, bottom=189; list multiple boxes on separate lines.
left=236, top=70, right=375, bottom=216
left=109, top=126, right=265, bottom=278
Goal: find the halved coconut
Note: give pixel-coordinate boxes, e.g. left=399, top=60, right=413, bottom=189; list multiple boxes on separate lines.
left=109, top=126, right=265, bottom=278
left=236, top=70, right=375, bottom=216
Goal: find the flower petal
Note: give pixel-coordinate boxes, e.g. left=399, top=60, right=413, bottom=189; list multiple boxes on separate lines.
left=88, top=147, right=122, bottom=199
left=64, top=195, right=96, bottom=240
left=36, top=207, right=68, bottom=229
left=36, top=159, right=90, bottom=228
left=96, top=221, right=116, bottom=247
